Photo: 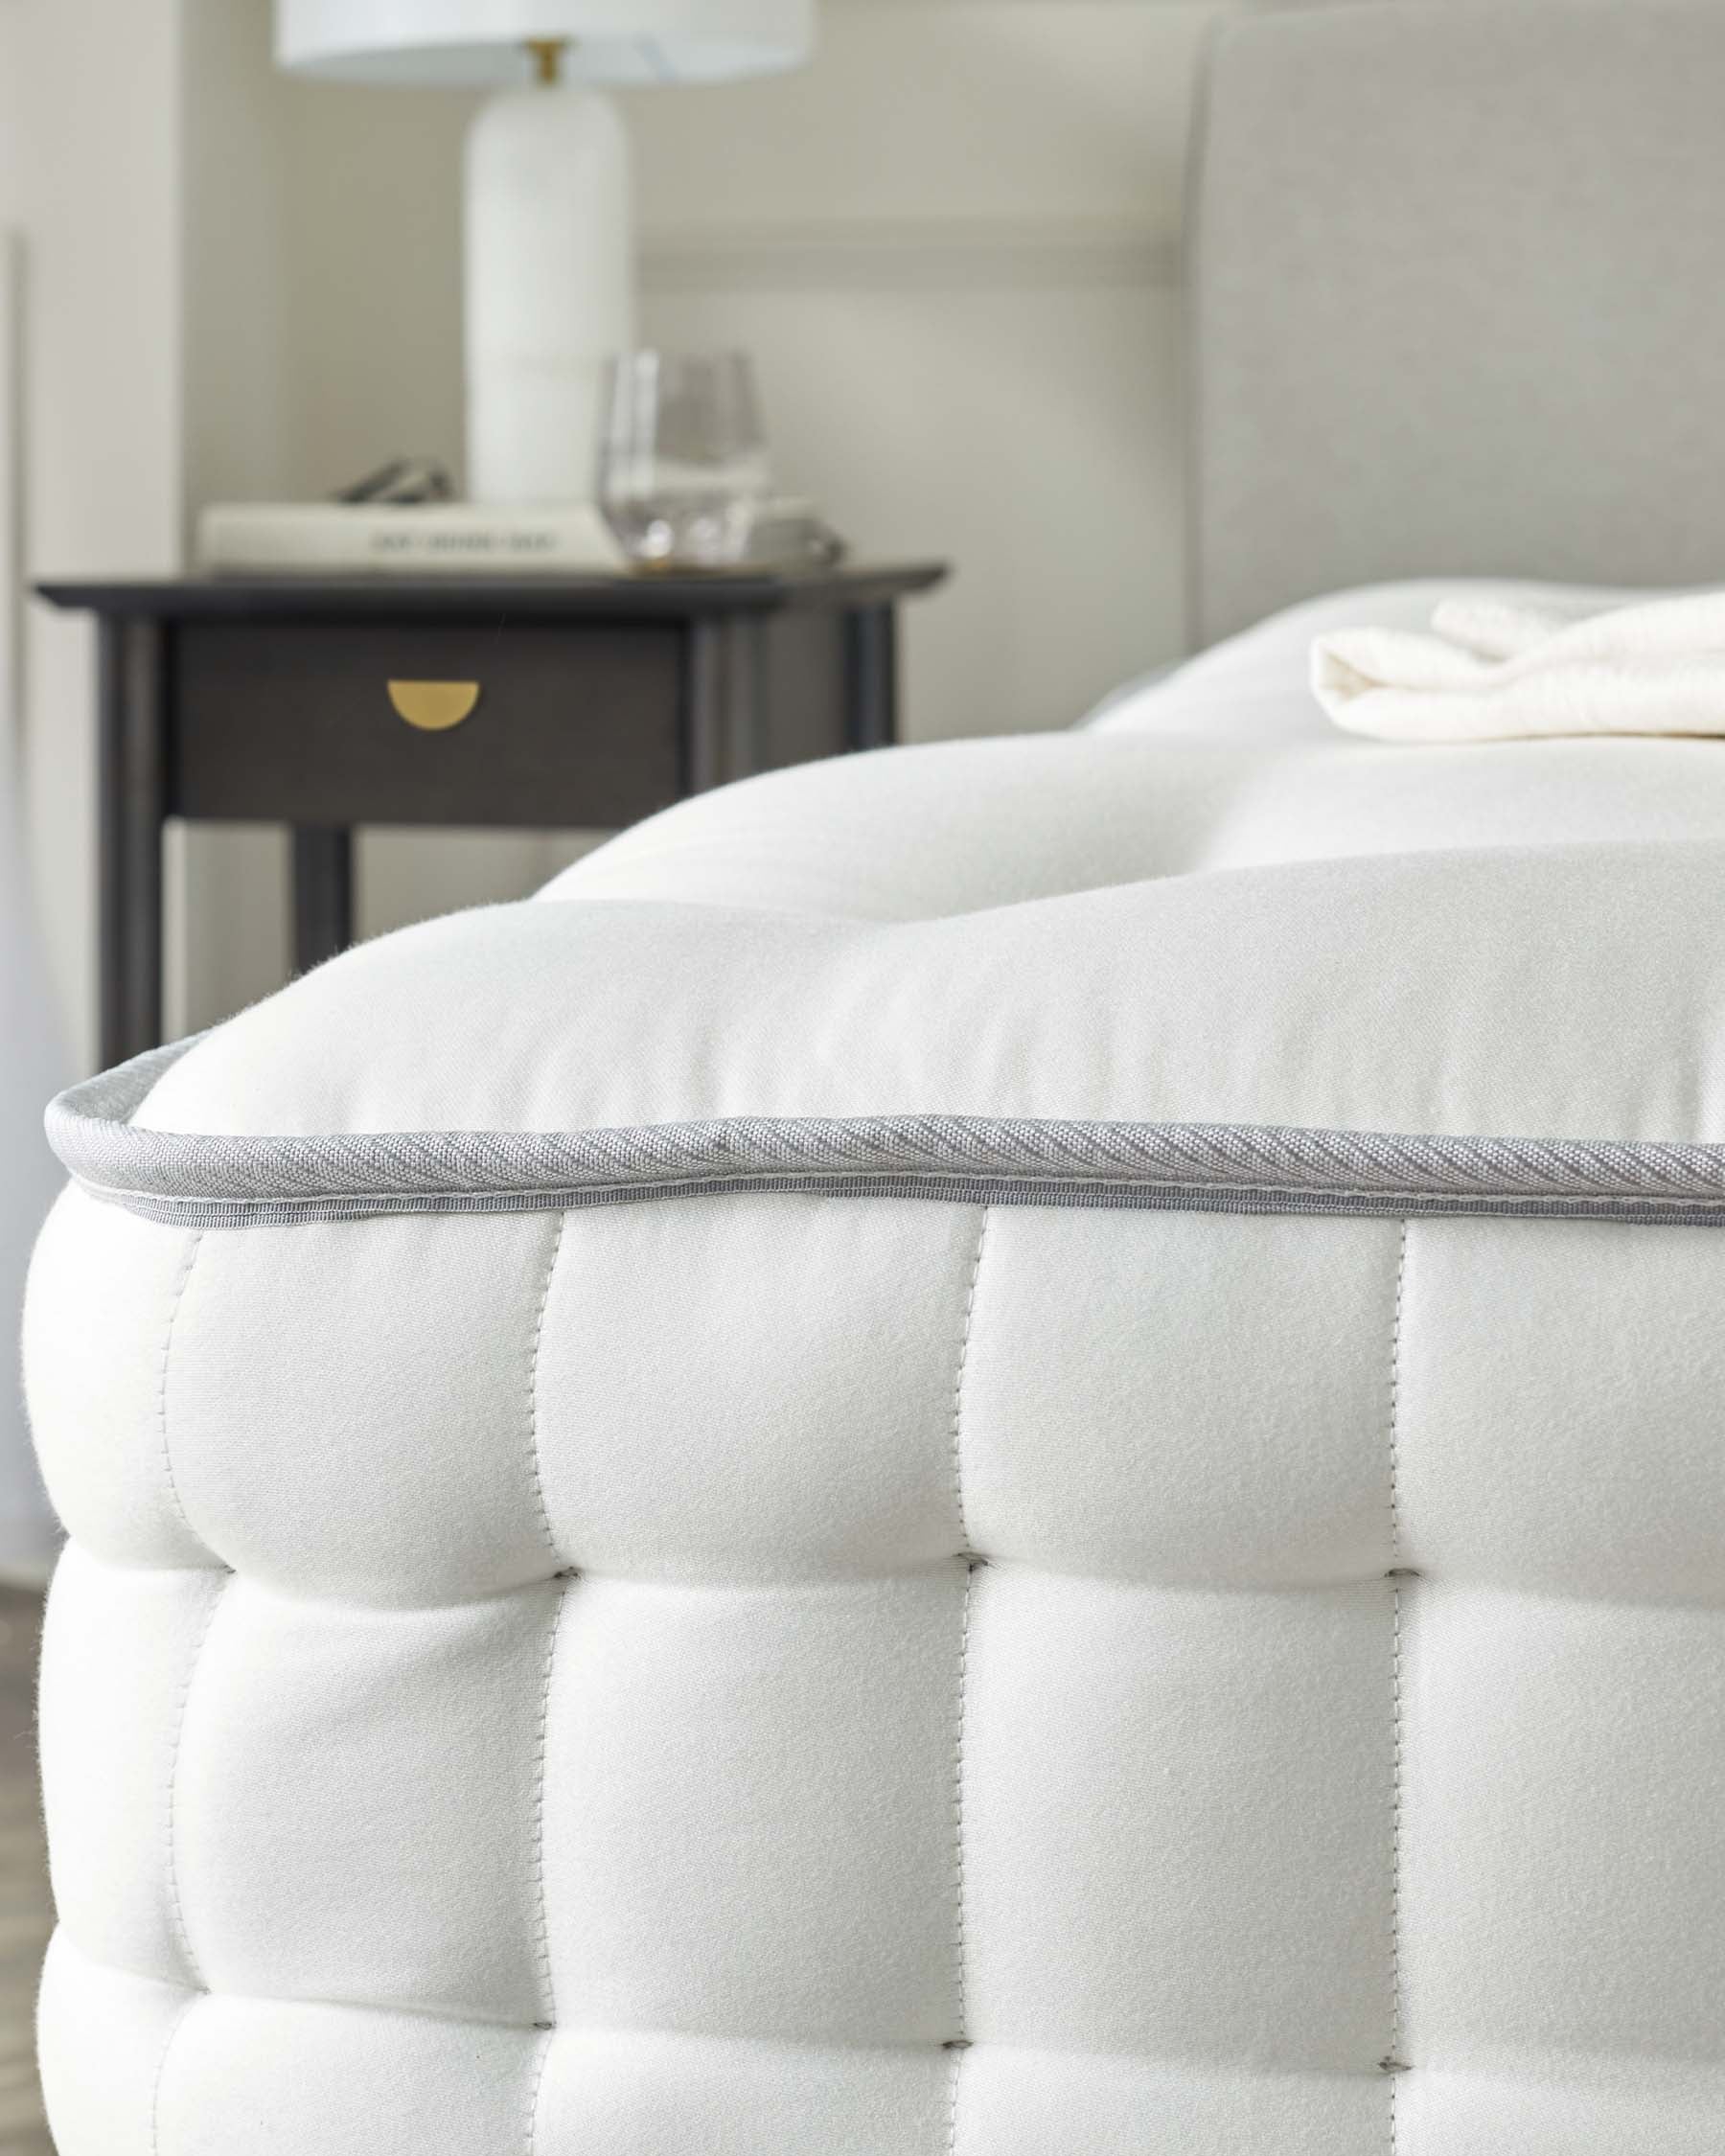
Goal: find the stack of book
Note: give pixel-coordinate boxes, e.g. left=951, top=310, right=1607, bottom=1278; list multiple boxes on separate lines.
left=196, top=501, right=627, bottom=577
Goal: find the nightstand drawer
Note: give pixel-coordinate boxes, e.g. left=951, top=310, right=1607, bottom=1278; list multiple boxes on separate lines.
left=172, top=620, right=683, bottom=827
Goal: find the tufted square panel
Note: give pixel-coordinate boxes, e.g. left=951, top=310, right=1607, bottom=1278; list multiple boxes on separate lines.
left=172, top=1576, right=558, bottom=2024
left=534, top=2028, right=952, bottom=2154
left=959, top=1206, right=1400, bottom=1586
left=25, top=1195, right=210, bottom=1571
left=155, top=1987, right=537, bottom=2156
left=540, top=1571, right=963, bottom=2046
left=956, top=2051, right=1388, bottom=2156
left=1392, top=2057, right=1725, bottom=2156
left=1397, top=1218, right=1725, bottom=1604
left=961, top=1568, right=1392, bottom=2066
left=1400, top=1585, right=1725, bottom=2066
left=36, top=1943, right=192, bottom=2156
left=39, top=1549, right=225, bottom=1985
left=532, top=1195, right=978, bottom=1582
left=162, top=1212, right=568, bottom=1605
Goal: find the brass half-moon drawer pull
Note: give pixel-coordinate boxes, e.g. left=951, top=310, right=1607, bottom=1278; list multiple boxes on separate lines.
left=388, top=679, right=480, bottom=731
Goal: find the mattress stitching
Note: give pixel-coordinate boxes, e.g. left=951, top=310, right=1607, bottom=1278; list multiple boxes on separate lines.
left=946, top=1209, right=988, bottom=2141
left=525, top=1216, right=567, bottom=1569
left=524, top=1214, right=572, bottom=2145
left=526, top=1580, right=568, bottom=2030
left=1386, top=1220, right=1410, bottom=2130
left=146, top=1991, right=204, bottom=2156
left=522, top=1579, right=572, bottom=2153
left=521, top=2027, right=557, bottom=2156
left=155, top=1233, right=226, bottom=2026
left=163, top=1574, right=228, bottom=1995
left=156, top=1232, right=204, bottom=1550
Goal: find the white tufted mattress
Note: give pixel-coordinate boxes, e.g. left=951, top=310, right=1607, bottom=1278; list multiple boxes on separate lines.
left=26, top=585, right=1725, bottom=2156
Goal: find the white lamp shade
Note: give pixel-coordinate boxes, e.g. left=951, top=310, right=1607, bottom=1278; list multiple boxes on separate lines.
left=276, top=0, right=815, bottom=86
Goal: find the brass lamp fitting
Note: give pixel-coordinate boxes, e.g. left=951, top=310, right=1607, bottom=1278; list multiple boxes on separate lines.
left=524, top=36, right=570, bottom=85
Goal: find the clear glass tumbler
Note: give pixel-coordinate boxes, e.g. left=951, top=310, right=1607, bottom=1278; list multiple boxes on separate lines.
left=597, top=352, right=770, bottom=568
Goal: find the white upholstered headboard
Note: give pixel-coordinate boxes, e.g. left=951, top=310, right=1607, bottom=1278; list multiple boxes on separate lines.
left=1188, top=2, right=1725, bottom=647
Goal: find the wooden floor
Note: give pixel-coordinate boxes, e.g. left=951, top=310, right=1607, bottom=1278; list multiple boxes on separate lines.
left=0, top=1591, right=52, bottom=2154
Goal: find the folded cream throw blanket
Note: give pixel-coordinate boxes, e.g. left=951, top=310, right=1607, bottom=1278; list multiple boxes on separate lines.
left=1312, top=589, right=1725, bottom=743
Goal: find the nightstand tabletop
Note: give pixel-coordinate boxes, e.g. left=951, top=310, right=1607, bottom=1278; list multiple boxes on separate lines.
left=37, top=562, right=947, bottom=620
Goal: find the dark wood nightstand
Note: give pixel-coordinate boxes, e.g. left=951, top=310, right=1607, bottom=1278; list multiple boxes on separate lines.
left=38, top=564, right=947, bottom=1067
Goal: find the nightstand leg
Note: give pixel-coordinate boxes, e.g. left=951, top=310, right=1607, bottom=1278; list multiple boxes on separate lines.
left=291, top=825, right=355, bottom=975
left=684, top=614, right=771, bottom=792
left=845, top=606, right=899, bottom=750
left=97, top=618, right=166, bottom=1068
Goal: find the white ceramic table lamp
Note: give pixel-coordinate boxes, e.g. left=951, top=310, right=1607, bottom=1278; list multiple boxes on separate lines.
left=275, top=2, right=814, bottom=505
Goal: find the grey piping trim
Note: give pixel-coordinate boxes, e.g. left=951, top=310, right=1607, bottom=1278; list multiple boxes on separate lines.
left=45, top=1037, right=1725, bottom=1231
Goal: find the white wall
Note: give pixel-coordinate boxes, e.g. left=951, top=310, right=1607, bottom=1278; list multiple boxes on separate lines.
left=179, top=0, right=298, bottom=1039
left=13, top=0, right=1231, bottom=1056
left=0, top=0, right=187, bottom=1067
left=638, top=2, right=1217, bottom=728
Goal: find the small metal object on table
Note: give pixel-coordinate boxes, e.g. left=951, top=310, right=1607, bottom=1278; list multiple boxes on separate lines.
left=37, top=564, right=947, bottom=1068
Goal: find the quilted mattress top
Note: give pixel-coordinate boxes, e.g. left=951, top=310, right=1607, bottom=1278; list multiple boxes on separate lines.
left=52, top=581, right=1725, bottom=1227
